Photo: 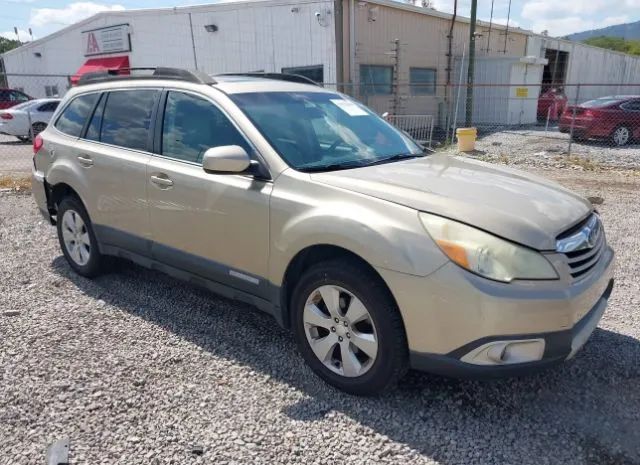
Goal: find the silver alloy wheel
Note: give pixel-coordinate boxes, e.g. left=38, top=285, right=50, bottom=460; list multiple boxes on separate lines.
left=61, top=209, right=91, bottom=266
left=303, top=285, right=378, bottom=377
left=613, top=126, right=630, bottom=146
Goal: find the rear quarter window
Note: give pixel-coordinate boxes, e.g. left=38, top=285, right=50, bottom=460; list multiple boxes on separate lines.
left=55, top=93, right=100, bottom=137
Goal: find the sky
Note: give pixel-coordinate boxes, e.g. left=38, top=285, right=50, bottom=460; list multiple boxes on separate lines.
left=1, top=0, right=640, bottom=42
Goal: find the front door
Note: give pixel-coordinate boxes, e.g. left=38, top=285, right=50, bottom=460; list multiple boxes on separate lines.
left=146, top=90, right=272, bottom=297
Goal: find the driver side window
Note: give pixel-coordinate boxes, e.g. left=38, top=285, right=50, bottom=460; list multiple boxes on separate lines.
left=161, top=91, right=251, bottom=164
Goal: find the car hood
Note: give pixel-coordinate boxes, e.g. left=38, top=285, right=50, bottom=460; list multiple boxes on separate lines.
left=310, top=154, right=592, bottom=250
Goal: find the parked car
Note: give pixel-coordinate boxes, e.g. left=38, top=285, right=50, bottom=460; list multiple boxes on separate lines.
left=537, top=88, right=567, bottom=121
left=559, top=95, right=640, bottom=146
left=0, top=88, right=32, bottom=109
left=32, top=68, right=615, bottom=395
left=0, top=98, right=61, bottom=141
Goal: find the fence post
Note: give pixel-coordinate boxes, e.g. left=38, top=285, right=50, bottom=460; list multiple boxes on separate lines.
left=27, top=108, right=34, bottom=142
left=544, top=105, right=551, bottom=135
left=567, top=84, right=581, bottom=155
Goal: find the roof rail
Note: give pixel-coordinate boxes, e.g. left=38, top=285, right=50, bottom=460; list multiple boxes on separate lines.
left=76, top=67, right=216, bottom=86
left=217, top=72, right=321, bottom=86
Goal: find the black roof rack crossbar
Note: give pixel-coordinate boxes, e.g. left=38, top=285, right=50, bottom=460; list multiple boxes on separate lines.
left=217, top=72, right=321, bottom=86
left=76, top=67, right=216, bottom=86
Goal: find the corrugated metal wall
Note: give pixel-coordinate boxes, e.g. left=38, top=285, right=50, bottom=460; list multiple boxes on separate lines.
left=2, top=0, right=337, bottom=98
left=349, top=0, right=528, bottom=117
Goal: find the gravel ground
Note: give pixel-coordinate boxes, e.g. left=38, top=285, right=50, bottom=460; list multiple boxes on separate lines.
left=0, top=134, right=32, bottom=174
left=1, top=168, right=639, bottom=465
left=442, top=127, right=640, bottom=171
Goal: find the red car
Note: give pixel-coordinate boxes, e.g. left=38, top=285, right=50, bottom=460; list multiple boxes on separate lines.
left=537, top=88, right=567, bottom=121
left=0, top=88, right=32, bottom=110
left=559, top=95, right=640, bottom=146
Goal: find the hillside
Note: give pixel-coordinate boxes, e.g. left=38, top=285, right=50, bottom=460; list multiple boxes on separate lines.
left=565, top=20, right=640, bottom=41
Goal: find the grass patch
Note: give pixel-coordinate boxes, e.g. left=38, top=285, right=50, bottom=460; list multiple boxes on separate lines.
left=565, top=155, right=600, bottom=171
left=0, top=175, right=31, bottom=193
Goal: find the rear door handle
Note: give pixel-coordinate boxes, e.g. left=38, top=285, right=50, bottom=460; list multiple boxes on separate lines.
left=76, top=154, right=93, bottom=167
left=150, top=174, right=174, bottom=187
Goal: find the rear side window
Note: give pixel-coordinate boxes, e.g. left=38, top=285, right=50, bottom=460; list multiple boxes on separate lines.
left=101, top=90, right=159, bottom=151
left=622, top=100, right=640, bottom=111
left=161, top=91, right=251, bottom=163
left=37, top=101, right=60, bottom=112
left=55, top=93, right=100, bottom=137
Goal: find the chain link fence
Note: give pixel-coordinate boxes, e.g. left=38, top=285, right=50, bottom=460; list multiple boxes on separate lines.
left=2, top=71, right=639, bottom=175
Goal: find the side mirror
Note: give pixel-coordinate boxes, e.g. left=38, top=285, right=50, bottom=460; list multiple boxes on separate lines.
left=202, top=145, right=251, bottom=173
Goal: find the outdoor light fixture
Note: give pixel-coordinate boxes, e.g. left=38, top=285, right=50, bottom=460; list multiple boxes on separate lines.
left=204, top=24, right=218, bottom=32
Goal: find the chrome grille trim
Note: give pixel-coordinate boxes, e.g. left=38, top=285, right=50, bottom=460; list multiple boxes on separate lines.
left=556, top=214, right=606, bottom=280
left=556, top=214, right=601, bottom=254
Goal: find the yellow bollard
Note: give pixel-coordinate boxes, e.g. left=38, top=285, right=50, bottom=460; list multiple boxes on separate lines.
left=456, top=127, right=477, bottom=152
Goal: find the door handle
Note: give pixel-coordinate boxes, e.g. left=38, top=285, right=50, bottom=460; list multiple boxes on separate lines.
left=150, top=174, right=174, bottom=187
left=76, top=154, right=93, bottom=167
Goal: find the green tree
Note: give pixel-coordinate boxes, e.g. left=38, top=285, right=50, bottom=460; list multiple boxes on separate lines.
left=0, top=37, right=22, bottom=54
left=583, top=36, right=640, bottom=56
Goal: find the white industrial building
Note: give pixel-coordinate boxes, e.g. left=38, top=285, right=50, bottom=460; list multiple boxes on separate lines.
left=2, top=0, right=639, bottom=125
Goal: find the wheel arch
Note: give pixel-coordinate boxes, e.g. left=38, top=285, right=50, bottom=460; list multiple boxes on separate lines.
left=48, top=182, right=86, bottom=217
left=279, top=244, right=402, bottom=330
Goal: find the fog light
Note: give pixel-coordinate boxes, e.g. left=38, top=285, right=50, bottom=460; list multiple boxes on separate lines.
left=461, top=339, right=545, bottom=366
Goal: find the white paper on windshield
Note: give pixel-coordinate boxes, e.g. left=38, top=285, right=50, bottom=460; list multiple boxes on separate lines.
left=330, top=99, right=368, bottom=116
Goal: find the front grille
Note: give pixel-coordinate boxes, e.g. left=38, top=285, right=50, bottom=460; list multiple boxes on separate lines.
left=556, top=214, right=606, bottom=280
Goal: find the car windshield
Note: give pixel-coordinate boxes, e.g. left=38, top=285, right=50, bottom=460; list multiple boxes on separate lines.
left=581, top=98, right=623, bottom=108
left=230, top=91, right=424, bottom=171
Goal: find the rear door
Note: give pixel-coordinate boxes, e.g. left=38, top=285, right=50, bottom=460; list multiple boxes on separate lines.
left=73, top=88, right=160, bottom=253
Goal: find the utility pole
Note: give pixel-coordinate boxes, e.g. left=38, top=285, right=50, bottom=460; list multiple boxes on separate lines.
left=465, top=0, right=477, bottom=127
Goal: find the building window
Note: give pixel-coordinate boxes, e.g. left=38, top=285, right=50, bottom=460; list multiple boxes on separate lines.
left=282, top=65, right=324, bottom=84
left=410, top=68, right=436, bottom=95
left=45, top=85, right=59, bottom=97
left=359, top=65, right=393, bottom=95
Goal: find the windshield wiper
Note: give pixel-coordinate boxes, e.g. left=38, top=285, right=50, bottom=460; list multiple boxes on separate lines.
left=360, top=152, right=425, bottom=167
left=297, top=161, right=367, bottom=173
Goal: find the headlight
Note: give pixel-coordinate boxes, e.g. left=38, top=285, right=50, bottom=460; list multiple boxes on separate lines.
left=419, top=212, right=558, bottom=283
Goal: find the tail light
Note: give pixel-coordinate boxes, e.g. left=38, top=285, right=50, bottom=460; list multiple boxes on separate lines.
left=33, top=134, right=44, bottom=154
left=0, top=113, right=13, bottom=120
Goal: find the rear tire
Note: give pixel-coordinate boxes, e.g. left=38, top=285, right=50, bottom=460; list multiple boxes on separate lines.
left=56, top=196, right=105, bottom=278
left=611, top=125, right=631, bottom=146
left=16, top=136, right=29, bottom=143
left=291, top=259, right=408, bottom=395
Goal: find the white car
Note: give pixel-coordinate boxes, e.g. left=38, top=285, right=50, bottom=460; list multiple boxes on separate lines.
left=0, top=98, right=61, bottom=142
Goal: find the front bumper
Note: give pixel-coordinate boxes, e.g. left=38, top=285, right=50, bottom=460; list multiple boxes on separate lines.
left=409, top=279, right=613, bottom=378
left=377, top=245, right=615, bottom=378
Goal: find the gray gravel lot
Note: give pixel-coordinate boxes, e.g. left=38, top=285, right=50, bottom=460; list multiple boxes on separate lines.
left=0, top=134, right=32, bottom=174
left=1, top=168, right=639, bottom=465
left=443, top=127, right=640, bottom=171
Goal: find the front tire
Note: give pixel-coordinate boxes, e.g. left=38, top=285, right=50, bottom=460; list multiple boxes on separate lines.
left=291, top=259, right=408, bottom=395
left=56, top=196, right=105, bottom=278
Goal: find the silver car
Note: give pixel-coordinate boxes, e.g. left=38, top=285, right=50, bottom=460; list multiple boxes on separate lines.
left=31, top=68, right=615, bottom=395
left=0, top=98, right=60, bottom=141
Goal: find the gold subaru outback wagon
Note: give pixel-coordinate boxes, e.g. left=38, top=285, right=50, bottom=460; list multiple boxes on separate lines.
left=32, top=68, right=615, bottom=395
